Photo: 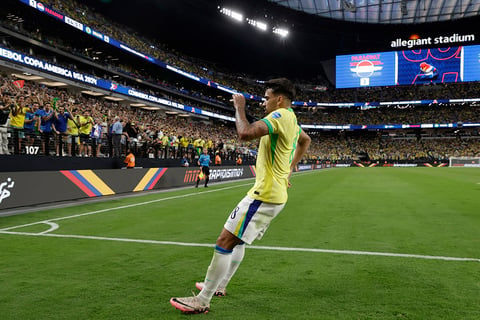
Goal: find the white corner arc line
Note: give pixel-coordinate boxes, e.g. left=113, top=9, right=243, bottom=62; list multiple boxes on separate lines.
left=1, top=231, right=479, bottom=263
left=38, top=222, right=59, bottom=234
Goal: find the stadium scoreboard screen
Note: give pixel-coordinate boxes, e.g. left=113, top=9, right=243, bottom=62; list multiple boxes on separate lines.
left=336, top=45, right=480, bottom=88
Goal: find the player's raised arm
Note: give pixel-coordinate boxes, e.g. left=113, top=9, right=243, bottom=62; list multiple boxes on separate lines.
left=232, top=93, right=268, bottom=141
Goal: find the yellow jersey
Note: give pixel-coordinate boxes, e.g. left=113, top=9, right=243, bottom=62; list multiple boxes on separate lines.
left=180, top=136, right=189, bottom=148
left=247, top=108, right=300, bottom=204
left=67, top=117, right=79, bottom=136
left=79, top=115, right=93, bottom=135
left=9, top=106, right=30, bottom=129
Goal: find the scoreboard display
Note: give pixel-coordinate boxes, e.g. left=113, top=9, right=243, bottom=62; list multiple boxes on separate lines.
left=336, top=45, right=480, bottom=88
left=336, top=51, right=397, bottom=88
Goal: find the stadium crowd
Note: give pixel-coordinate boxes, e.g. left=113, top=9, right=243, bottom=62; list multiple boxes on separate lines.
left=307, top=132, right=480, bottom=162
left=295, top=103, right=480, bottom=125
left=1, top=0, right=479, bottom=163
left=27, top=0, right=480, bottom=105
left=12, top=0, right=262, bottom=94
left=4, top=0, right=480, bottom=108
left=2, top=74, right=479, bottom=162
left=0, top=75, right=256, bottom=162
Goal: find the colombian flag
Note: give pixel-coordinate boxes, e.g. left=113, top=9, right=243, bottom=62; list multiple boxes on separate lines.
left=61, top=170, right=115, bottom=197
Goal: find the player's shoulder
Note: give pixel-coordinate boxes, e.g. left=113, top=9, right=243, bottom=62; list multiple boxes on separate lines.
left=266, top=107, right=294, bottom=120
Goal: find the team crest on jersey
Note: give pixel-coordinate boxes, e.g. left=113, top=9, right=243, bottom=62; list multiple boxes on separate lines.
left=271, top=112, right=282, bottom=119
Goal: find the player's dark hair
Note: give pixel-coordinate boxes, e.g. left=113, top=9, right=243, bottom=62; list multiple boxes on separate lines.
left=265, top=78, right=296, bottom=101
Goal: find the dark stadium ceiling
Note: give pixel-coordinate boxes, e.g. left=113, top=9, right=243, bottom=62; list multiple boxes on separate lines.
left=268, top=0, right=480, bottom=24
left=77, top=0, right=480, bottom=78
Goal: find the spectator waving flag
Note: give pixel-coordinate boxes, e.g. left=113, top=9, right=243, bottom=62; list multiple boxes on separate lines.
left=52, top=97, right=60, bottom=110
left=13, top=80, right=25, bottom=89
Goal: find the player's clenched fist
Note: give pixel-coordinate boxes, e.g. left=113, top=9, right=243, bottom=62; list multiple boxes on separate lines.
left=231, top=93, right=246, bottom=111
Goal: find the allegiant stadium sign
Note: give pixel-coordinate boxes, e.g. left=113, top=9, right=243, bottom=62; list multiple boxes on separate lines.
left=391, top=33, right=475, bottom=49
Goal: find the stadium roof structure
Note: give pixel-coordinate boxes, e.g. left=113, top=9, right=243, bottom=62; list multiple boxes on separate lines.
left=269, top=0, right=480, bottom=24
left=77, top=0, right=480, bottom=78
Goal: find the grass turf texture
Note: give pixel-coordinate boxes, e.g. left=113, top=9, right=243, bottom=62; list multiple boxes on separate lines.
left=1, top=168, right=479, bottom=319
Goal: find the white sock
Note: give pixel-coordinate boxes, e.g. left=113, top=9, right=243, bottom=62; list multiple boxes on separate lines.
left=197, top=246, right=232, bottom=304
left=219, top=243, right=245, bottom=289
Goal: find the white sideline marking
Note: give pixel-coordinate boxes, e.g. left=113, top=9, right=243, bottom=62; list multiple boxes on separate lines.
left=1, top=230, right=479, bottom=262
left=0, top=170, right=321, bottom=232
left=0, top=183, right=253, bottom=232
left=9, top=169, right=471, bottom=263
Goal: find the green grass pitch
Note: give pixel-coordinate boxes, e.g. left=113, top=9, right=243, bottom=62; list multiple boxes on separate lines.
left=1, top=167, right=479, bottom=319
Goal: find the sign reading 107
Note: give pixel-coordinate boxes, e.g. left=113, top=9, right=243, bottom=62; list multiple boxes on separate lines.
left=25, top=146, right=40, bottom=155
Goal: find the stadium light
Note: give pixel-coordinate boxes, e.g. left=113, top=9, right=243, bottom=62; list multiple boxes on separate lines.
left=219, top=7, right=243, bottom=22
left=273, top=27, right=289, bottom=37
left=246, top=18, right=268, bottom=31
left=219, top=6, right=289, bottom=38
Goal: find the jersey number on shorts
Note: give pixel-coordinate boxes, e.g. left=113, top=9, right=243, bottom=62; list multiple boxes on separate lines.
left=230, top=207, right=240, bottom=219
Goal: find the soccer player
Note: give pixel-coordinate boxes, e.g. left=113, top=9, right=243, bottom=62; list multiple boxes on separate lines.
left=195, top=148, right=211, bottom=188
left=170, top=78, right=311, bottom=314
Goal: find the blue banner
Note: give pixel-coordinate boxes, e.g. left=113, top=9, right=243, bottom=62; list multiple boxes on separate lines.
left=0, top=46, right=235, bottom=122
left=18, top=0, right=263, bottom=101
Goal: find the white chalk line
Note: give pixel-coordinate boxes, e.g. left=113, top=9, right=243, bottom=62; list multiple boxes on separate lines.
left=38, top=222, right=59, bottom=234
left=3, top=169, right=475, bottom=263
left=0, top=182, right=253, bottom=232
left=1, top=230, right=479, bottom=262
left=0, top=170, right=321, bottom=232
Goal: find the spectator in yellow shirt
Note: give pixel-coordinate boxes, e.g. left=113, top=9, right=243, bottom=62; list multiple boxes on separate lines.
left=161, top=134, right=169, bottom=158
left=66, top=108, right=80, bottom=156
left=10, top=95, right=31, bottom=154
left=79, top=109, right=94, bottom=156
left=193, top=137, right=204, bottom=156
